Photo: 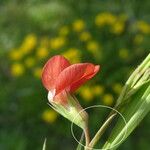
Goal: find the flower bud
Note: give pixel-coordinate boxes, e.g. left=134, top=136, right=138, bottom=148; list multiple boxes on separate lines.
left=48, top=90, right=88, bottom=129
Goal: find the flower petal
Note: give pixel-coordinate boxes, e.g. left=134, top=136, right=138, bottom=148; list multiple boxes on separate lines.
left=54, top=90, right=68, bottom=105
left=85, top=65, right=100, bottom=79
left=70, top=65, right=100, bottom=92
left=55, top=63, right=100, bottom=94
left=42, top=55, right=70, bottom=90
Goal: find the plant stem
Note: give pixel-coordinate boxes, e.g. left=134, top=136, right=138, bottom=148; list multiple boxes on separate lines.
left=88, top=113, right=117, bottom=149
left=84, top=125, right=90, bottom=150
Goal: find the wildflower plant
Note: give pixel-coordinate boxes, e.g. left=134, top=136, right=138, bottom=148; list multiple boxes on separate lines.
left=41, top=54, right=150, bottom=150
left=41, top=55, right=99, bottom=130
left=7, top=11, right=150, bottom=149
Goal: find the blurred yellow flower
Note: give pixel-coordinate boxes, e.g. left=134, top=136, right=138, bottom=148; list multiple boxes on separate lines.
left=111, top=21, right=125, bottom=34
left=42, top=109, right=58, bottom=123
left=20, top=34, right=37, bottom=54
left=136, top=21, right=150, bottom=34
left=50, top=37, right=66, bottom=50
left=112, top=83, right=122, bottom=94
left=93, top=85, right=104, bottom=96
left=80, top=86, right=94, bottom=102
left=134, top=34, right=144, bottom=45
left=24, top=57, right=35, bottom=68
left=36, top=47, right=48, bottom=59
left=79, top=31, right=91, bottom=42
left=119, top=48, right=129, bottom=59
left=59, top=26, right=69, bottom=36
left=103, top=94, right=114, bottom=106
left=33, top=67, right=42, bottom=78
left=62, top=48, right=81, bottom=63
left=87, top=41, right=99, bottom=51
left=9, top=49, right=23, bottom=60
left=87, top=41, right=101, bottom=59
left=11, top=63, right=25, bottom=77
left=72, top=19, right=85, bottom=32
left=95, top=12, right=116, bottom=27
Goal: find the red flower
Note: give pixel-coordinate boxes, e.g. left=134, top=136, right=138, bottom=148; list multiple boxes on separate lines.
left=42, top=55, right=100, bottom=105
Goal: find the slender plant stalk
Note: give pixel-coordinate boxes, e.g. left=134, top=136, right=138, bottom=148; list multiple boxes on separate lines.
left=103, top=83, right=150, bottom=149
left=42, top=138, right=47, bottom=150
left=102, top=54, right=150, bottom=149
left=76, top=132, right=84, bottom=150
left=88, top=113, right=117, bottom=149
left=84, top=125, right=90, bottom=150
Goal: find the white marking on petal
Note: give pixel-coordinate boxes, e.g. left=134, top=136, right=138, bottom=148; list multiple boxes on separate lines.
left=48, top=89, right=56, bottom=102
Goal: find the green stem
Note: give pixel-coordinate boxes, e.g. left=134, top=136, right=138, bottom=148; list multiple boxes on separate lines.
left=88, top=113, right=117, bottom=149
left=84, top=125, right=90, bottom=150
left=76, top=132, right=84, bottom=150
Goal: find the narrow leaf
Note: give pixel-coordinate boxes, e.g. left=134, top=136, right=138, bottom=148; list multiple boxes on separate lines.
left=76, top=132, right=84, bottom=150
left=42, top=138, right=47, bottom=150
left=103, top=82, right=150, bottom=149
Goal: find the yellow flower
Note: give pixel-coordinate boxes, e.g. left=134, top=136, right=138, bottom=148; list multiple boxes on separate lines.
left=87, top=41, right=99, bottom=51
left=24, top=57, right=35, bottom=68
left=103, top=94, right=114, bottom=106
left=119, top=48, right=129, bottom=59
left=136, top=21, right=150, bottom=34
left=111, top=21, right=125, bottom=34
left=72, top=19, right=85, bottom=32
left=20, top=34, right=37, bottom=54
left=42, top=109, right=58, bottom=123
left=9, top=49, right=23, bottom=60
left=95, top=12, right=116, bottom=27
left=79, top=31, right=91, bottom=42
left=59, top=26, right=69, bottom=36
left=93, top=85, right=104, bottom=96
left=11, top=63, right=25, bottom=77
left=62, top=48, right=81, bottom=63
left=33, top=67, right=42, bottom=78
left=36, top=47, right=49, bottom=59
left=80, top=86, right=94, bottom=102
left=50, top=37, right=66, bottom=50
left=87, top=41, right=101, bottom=59
left=112, top=83, right=122, bottom=94
left=134, top=34, right=144, bottom=45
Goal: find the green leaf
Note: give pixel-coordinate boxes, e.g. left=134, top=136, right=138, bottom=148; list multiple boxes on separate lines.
left=42, top=138, right=47, bottom=150
left=103, top=81, right=150, bottom=149
left=116, top=53, right=150, bottom=107
left=76, top=132, right=84, bottom=150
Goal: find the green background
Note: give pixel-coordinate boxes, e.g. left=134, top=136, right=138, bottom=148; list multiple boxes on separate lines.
left=0, top=0, right=150, bottom=149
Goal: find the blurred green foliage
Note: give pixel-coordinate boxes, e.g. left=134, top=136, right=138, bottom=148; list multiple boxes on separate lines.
left=0, top=0, right=150, bottom=150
